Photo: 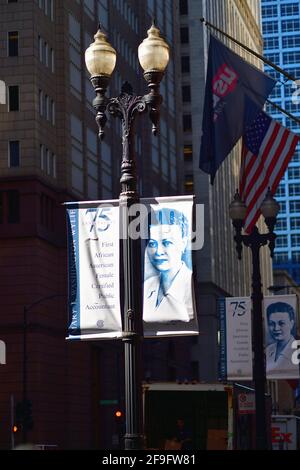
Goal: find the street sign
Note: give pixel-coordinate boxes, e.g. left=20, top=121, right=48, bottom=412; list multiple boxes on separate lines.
left=0, top=340, right=6, bottom=364
left=99, top=399, right=118, bottom=406
left=238, top=393, right=255, bottom=414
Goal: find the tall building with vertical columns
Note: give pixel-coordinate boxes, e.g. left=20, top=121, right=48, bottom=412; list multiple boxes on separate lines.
left=0, top=0, right=182, bottom=449
left=179, top=0, right=273, bottom=381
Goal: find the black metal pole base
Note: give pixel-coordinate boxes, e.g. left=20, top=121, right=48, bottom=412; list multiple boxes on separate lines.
left=124, top=433, right=143, bottom=450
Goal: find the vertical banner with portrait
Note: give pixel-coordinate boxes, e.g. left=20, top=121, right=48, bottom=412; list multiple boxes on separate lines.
left=66, top=201, right=122, bottom=340
left=219, top=297, right=253, bottom=380
left=141, top=195, right=200, bottom=337
left=264, top=295, right=300, bottom=379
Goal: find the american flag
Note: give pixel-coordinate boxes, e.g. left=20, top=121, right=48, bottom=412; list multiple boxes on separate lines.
left=239, top=111, right=300, bottom=233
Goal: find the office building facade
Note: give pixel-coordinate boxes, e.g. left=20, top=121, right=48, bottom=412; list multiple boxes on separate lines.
left=262, top=0, right=300, bottom=283
left=0, top=0, right=183, bottom=449
left=179, top=0, right=273, bottom=381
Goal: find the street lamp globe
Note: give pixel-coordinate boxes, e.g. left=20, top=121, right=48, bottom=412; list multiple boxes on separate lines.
left=85, top=25, right=117, bottom=79
left=138, top=23, right=170, bottom=73
left=229, top=190, right=247, bottom=222
left=260, top=188, right=280, bottom=220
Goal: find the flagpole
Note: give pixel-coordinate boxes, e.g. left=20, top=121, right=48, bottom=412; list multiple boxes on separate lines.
left=200, top=18, right=300, bottom=127
left=200, top=18, right=297, bottom=83
left=266, top=99, right=300, bottom=126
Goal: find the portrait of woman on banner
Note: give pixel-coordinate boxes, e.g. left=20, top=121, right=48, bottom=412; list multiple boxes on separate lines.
left=265, top=300, right=300, bottom=379
left=143, top=207, right=195, bottom=324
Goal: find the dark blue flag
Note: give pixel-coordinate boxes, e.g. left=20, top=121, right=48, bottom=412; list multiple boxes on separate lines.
left=199, top=35, right=276, bottom=183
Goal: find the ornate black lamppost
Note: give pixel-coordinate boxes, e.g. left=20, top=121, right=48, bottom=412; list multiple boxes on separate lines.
left=85, top=24, right=169, bottom=450
left=229, top=188, right=280, bottom=450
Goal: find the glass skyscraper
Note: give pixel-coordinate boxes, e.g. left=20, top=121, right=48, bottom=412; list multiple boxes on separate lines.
left=262, top=0, right=300, bottom=283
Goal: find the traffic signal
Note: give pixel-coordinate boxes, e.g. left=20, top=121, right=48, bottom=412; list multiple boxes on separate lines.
left=114, top=409, right=124, bottom=448
left=114, top=409, right=124, bottom=429
left=12, top=425, right=19, bottom=434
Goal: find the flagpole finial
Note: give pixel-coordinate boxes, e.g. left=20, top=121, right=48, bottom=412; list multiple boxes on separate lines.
left=200, top=17, right=206, bottom=24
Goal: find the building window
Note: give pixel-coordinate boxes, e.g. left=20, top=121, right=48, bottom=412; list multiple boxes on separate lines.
left=292, top=234, right=300, bottom=247
left=51, top=48, right=55, bottom=72
left=8, top=141, right=20, bottom=167
left=182, top=85, right=191, bottom=102
left=40, top=144, right=45, bottom=170
left=8, top=0, right=18, bottom=3
left=52, top=154, right=57, bottom=178
left=291, top=151, right=300, bottom=163
left=50, top=0, right=54, bottom=20
left=8, top=85, right=19, bottom=111
left=183, top=114, right=192, bottom=132
left=281, top=3, right=299, bottom=17
left=283, top=52, right=300, bottom=65
left=282, top=35, right=300, bottom=49
left=181, top=56, right=190, bottom=74
left=263, top=37, right=279, bottom=50
left=279, top=201, right=286, bottom=214
left=180, top=27, right=189, bottom=44
left=40, top=193, right=54, bottom=230
left=50, top=100, right=55, bottom=125
left=275, top=218, right=287, bottom=231
left=275, top=184, right=285, bottom=197
left=270, top=85, right=281, bottom=100
left=292, top=251, right=300, bottom=263
left=273, top=252, right=289, bottom=264
left=262, top=5, right=278, bottom=18
left=45, top=42, right=49, bottom=67
left=291, top=218, right=300, bottom=231
left=45, top=94, right=49, bottom=120
left=184, top=174, right=194, bottom=194
left=288, top=167, right=300, bottom=180
left=282, top=19, right=300, bottom=33
left=8, top=31, right=18, bottom=56
left=265, top=53, right=280, bottom=63
left=7, top=190, right=20, bottom=223
left=184, top=144, right=193, bottom=161
left=179, top=0, right=188, bottom=15
left=262, top=21, right=278, bottom=35
left=276, top=235, right=288, bottom=248
left=38, top=36, right=42, bottom=61
left=289, top=183, right=300, bottom=197
left=290, top=201, right=300, bottom=213
left=39, top=89, right=43, bottom=115
left=46, top=148, right=50, bottom=174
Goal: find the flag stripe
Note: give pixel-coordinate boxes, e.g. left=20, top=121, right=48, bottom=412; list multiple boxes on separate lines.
left=244, top=127, right=290, bottom=213
left=271, top=135, right=299, bottom=191
left=245, top=130, right=296, bottom=219
left=239, top=112, right=300, bottom=233
left=242, top=122, right=283, bottom=201
left=244, top=132, right=298, bottom=231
